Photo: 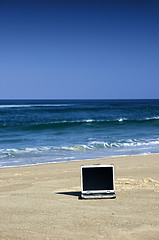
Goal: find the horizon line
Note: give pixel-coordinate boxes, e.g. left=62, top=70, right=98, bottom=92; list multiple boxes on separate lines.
left=0, top=98, right=159, bottom=101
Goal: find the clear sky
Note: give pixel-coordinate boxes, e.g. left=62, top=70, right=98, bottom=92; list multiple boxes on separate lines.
left=0, top=0, right=159, bottom=99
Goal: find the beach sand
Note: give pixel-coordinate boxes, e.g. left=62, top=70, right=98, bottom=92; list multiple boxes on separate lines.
left=0, top=154, right=159, bottom=240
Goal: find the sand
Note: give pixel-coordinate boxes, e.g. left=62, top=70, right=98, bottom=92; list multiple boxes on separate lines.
left=0, top=154, right=159, bottom=240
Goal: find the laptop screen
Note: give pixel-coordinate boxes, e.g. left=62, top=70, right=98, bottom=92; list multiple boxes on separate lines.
left=81, top=165, right=114, bottom=193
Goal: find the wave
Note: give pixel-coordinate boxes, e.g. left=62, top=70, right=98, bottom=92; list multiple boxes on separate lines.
left=145, top=116, right=159, bottom=120
left=0, top=104, right=73, bottom=108
left=0, top=146, right=52, bottom=159
left=116, top=117, right=159, bottom=122
left=51, top=139, right=159, bottom=151
left=31, top=117, right=159, bottom=128
left=1, top=116, right=159, bottom=130
left=82, top=139, right=159, bottom=149
left=117, top=118, right=127, bottom=122
left=53, top=119, right=95, bottom=123
left=1, top=139, right=159, bottom=158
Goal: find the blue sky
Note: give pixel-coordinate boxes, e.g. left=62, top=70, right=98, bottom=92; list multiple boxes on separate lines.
left=0, top=0, right=159, bottom=99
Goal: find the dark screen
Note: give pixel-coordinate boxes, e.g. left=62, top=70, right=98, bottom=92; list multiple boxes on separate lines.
left=82, top=167, right=114, bottom=191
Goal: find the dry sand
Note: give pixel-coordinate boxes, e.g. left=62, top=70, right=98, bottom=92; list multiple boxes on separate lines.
left=0, top=154, right=159, bottom=240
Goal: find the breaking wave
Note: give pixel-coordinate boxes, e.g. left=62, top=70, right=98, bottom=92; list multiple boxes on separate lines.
left=1, top=138, right=159, bottom=158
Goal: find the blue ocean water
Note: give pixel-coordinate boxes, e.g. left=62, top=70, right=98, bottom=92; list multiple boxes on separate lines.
left=0, top=99, right=159, bottom=167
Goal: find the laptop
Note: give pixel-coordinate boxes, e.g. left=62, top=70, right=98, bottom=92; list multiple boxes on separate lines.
left=80, top=164, right=116, bottom=199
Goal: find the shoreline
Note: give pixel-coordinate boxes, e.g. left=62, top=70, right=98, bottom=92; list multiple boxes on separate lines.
left=0, top=154, right=159, bottom=239
left=1, top=152, right=159, bottom=169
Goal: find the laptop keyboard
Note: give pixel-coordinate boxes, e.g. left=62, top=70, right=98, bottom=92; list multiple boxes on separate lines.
left=81, top=192, right=116, bottom=199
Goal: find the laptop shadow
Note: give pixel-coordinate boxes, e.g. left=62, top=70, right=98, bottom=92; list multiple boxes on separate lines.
left=56, top=191, right=81, bottom=198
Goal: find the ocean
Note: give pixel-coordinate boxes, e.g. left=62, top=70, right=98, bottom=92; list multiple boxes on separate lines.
left=0, top=99, right=159, bottom=167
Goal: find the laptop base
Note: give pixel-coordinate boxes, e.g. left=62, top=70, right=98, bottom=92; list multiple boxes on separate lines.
left=80, top=192, right=116, bottom=199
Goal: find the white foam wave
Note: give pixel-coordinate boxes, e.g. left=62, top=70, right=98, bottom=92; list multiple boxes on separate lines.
left=60, top=145, right=92, bottom=151
left=0, top=139, right=159, bottom=159
left=0, top=146, right=53, bottom=156
left=0, top=104, right=72, bottom=108
left=0, top=105, right=31, bottom=108
left=89, top=139, right=159, bottom=148
left=51, top=119, right=95, bottom=124
left=118, top=118, right=127, bottom=122
left=145, top=116, right=159, bottom=120
left=55, top=139, right=159, bottom=152
left=84, top=119, right=94, bottom=123
left=73, top=119, right=94, bottom=123
left=52, top=139, right=159, bottom=151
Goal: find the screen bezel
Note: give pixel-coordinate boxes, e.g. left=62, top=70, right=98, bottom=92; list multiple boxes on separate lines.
left=81, top=164, right=115, bottom=194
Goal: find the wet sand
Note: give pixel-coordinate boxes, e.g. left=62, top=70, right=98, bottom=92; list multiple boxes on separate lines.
left=0, top=154, right=159, bottom=240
